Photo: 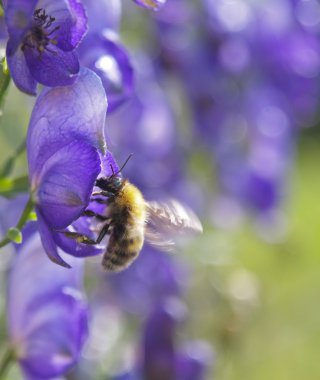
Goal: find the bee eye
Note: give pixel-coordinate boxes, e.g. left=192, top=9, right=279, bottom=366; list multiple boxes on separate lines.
left=114, top=178, right=121, bottom=187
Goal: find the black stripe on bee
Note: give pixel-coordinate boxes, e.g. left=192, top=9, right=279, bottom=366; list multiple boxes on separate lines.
left=120, top=237, right=139, bottom=248
left=102, top=250, right=138, bottom=270
left=111, top=249, right=138, bottom=261
left=107, top=237, right=140, bottom=251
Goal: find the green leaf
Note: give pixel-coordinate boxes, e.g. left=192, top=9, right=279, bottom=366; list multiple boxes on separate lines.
left=0, top=57, right=11, bottom=110
left=7, top=228, right=22, bottom=244
left=0, top=175, right=29, bottom=197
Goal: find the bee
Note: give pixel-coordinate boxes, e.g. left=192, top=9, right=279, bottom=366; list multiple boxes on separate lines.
left=63, top=156, right=203, bottom=272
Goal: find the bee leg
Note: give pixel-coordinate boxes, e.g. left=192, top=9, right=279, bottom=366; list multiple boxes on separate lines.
left=57, top=231, right=97, bottom=245
left=92, top=190, right=114, bottom=198
left=90, top=197, right=109, bottom=204
left=96, top=223, right=111, bottom=244
left=82, top=209, right=109, bottom=221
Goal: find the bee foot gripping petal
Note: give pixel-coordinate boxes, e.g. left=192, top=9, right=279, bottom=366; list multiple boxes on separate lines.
left=58, top=230, right=97, bottom=245
left=37, top=213, right=71, bottom=269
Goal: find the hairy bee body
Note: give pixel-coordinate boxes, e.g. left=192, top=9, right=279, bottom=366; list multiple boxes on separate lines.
left=62, top=162, right=202, bottom=272
left=102, top=180, right=147, bottom=272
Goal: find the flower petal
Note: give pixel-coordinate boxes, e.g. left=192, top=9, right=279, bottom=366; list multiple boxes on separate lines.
left=53, top=216, right=103, bottom=258
left=100, top=151, right=120, bottom=177
left=6, top=46, right=37, bottom=95
left=20, top=293, right=87, bottom=378
left=4, top=0, right=38, bottom=55
left=79, top=31, right=134, bottom=112
left=108, top=247, right=183, bottom=315
left=36, top=140, right=101, bottom=229
left=23, top=45, right=79, bottom=87
left=8, top=233, right=88, bottom=378
left=38, top=0, right=88, bottom=51
left=142, top=298, right=186, bottom=379
left=82, top=0, right=122, bottom=33
left=176, top=342, right=213, bottom=380
left=37, top=212, right=72, bottom=268
left=27, top=67, right=107, bottom=181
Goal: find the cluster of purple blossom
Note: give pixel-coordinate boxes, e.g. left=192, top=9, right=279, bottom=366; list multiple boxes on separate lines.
left=153, top=0, right=320, bottom=229
left=1, top=0, right=319, bottom=378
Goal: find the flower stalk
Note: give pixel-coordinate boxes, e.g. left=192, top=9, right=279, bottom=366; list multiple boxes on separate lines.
left=0, top=347, right=15, bottom=379
left=0, top=138, right=26, bottom=178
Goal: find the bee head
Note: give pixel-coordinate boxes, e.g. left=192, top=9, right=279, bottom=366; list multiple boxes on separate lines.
left=96, top=174, right=123, bottom=193
left=95, top=154, right=132, bottom=194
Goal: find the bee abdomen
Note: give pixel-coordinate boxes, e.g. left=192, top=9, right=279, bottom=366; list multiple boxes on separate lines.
left=102, top=235, right=143, bottom=272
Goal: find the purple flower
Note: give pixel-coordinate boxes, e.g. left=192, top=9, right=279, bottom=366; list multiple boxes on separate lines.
left=79, top=30, right=134, bottom=113
left=82, top=0, right=122, bottom=33
left=5, top=0, right=88, bottom=95
left=112, top=298, right=213, bottom=380
left=7, top=232, right=88, bottom=379
left=27, top=67, right=107, bottom=267
left=79, top=0, right=133, bottom=113
left=107, top=246, right=185, bottom=315
left=107, top=57, right=183, bottom=194
left=150, top=0, right=320, bottom=219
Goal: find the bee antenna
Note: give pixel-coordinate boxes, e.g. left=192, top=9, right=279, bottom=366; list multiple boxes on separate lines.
left=110, top=164, right=115, bottom=175
left=112, top=153, right=133, bottom=177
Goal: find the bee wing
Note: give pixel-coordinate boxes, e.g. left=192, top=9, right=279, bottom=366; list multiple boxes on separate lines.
left=145, top=199, right=203, bottom=251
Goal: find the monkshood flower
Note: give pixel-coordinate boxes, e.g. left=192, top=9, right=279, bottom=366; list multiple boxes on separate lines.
left=27, top=67, right=107, bottom=267
left=107, top=56, right=193, bottom=202
left=111, top=298, right=213, bottom=380
left=5, top=0, right=88, bottom=95
left=108, top=246, right=185, bottom=315
left=7, top=233, right=88, bottom=379
left=79, top=29, right=134, bottom=113
left=153, top=0, right=320, bottom=219
left=80, top=0, right=132, bottom=113
left=133, top=0, right=167, bottom=11
left=81, top=0, right=122, bottom=33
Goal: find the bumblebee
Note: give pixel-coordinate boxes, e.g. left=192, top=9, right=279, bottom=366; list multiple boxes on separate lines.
left=63, top=160, right=203, bottom=272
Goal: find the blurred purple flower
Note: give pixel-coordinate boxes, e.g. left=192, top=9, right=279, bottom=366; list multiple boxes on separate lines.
left=79, top=30, right=134, bottom=113
left=107, top=75, right=179, bottom=196
left=5, top=0, right=88, bottom=95
left=7, top=233, right=88, bottom=379
left=108, top=246, right=185, bottom=315
left=27, top=67, right=107, bottom=267
left=82, top=0, right=122, bottom=33
left=79, top=0, right=133, bottom=113
left=112, top=298, right=213, bottom=380
left=152, top=0, right=319, bottom=219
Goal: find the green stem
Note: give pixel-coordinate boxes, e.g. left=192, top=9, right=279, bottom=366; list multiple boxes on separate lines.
left=0, top=197, right=34, bottom=248
left=0, top=347, right=15, bottom=379
left=0, top=138, right=26, bottom=178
